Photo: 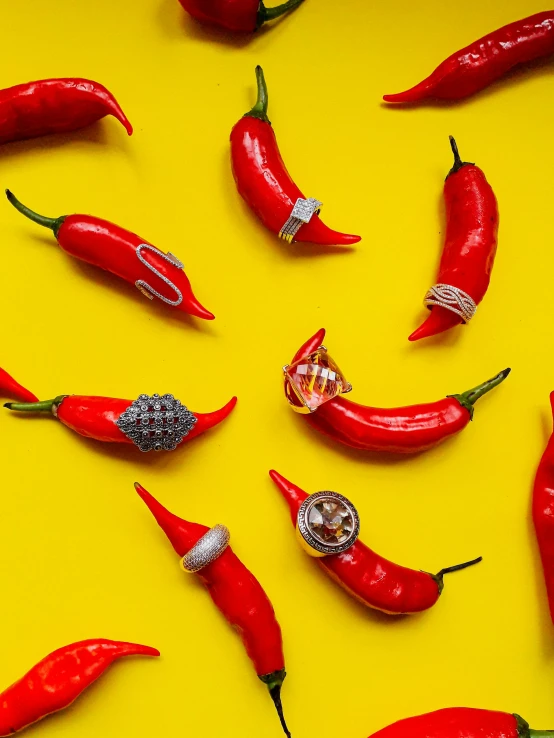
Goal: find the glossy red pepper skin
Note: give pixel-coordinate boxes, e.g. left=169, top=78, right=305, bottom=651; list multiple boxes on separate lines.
left=270, top=471, right=480, bottom=614
left=6, top=191, right=214, bottom=321
left=533, top=392, right=554, bottom=624
left=0, top=78, right=132, bottom=143
left=231, top=67, right=361, bottom=246
left=179, top=0, right=305, bottom=32
left=286, top=329, right=510, bottom=454
left=368, top=709, right=550, bottom=738
left=136, top=483, right=290, bottom=737
left=0, top=367, right=38, bottom=403
left=4, top=393, right=237, bottom=445
left=383, top=12, right=554, bottom=103
left=0, top=639, right=159, bottom=736
left=409, top=138, right=499, bottom=342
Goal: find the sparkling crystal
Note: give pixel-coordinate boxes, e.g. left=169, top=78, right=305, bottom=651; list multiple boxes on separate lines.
left=308, top=499, right=354, bottom=545
left=284, top=349, right=349, bottom=412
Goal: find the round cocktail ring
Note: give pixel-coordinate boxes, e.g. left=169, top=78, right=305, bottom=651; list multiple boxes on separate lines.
left=180, top=524, right=231, bottom=573
left=296, top=491, right=360, bottom=557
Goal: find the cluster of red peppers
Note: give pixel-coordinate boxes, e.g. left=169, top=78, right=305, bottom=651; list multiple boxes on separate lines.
left=4, top=5, right=554, bottom=738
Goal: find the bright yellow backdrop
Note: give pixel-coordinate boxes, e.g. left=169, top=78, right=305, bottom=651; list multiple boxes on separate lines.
left=1, top=1, right=553, bottom=736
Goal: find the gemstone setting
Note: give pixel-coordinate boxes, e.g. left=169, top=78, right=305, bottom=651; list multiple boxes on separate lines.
left=116, top=393, right=197, bottom=452
left=297, top=491, right=360, bottom=556
left=284, top=347, right=351, bottom=413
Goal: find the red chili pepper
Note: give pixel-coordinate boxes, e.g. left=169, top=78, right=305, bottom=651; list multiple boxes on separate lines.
left=0, top=78, right=132, bottom=143
left=383, top=12, right=554, bottom=103
left=179, top=0, right=305, bottom=32
left=408, top=137, right=498, bottom=342
left=6, top=191, right=214, bottom=321
left=0, top=367, right=38, bottom=403
left=367, top=708, right=551, bottom=738
left=270, top=470, right=481, bottom=614
left=4, top=390, right=236, bottom=449
left=230, top=67, right=361, bottom=246
left=533, top=392, right=554, bottom=624
left=285, top=329, right=510, bottom=453
left=0, top=639, right=158, bottom=736
left=136, top=483, right=290, bottom=736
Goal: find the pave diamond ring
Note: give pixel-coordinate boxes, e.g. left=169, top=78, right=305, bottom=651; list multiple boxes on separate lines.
left=279, top=197, right=323, bottom=243
left=135, top=243, right=184, bottom=306
left=296, top=491, right=360, bottom=557
left=424, top=283, right=477, bottom=323
left=181, top=525, right=231, bottom=573
left=116, top=393, right=197, bottom=452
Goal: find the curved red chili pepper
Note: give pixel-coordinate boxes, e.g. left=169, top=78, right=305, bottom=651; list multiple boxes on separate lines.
left=367, top=708, right=550, bottom=738
left=270, top=471, right=481, bottom=614
left=0, top=639, right=158, bottom=736
left=408, top=137, right=498, bottom=342
left=0, top=367, right=38, bottom=403
left=6, top=191, right=214, bottom=321
left=384, top=12, right=554, bottom=104
left=0, top=78, right=132, bottom=143
left=135, top=483, right=290, bottom=737
left=4, top=393, right=237, bottom=446
left=230, top=67, right=361, bottom=246
left=179, top=0, right=305, bottom=32
left=533, top=392, right=554, bottom=624
left=286, top=329, right=510, bottom=453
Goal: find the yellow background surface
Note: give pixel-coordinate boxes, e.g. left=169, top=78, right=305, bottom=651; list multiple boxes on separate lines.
left=0, top=1, right=552, bottom=736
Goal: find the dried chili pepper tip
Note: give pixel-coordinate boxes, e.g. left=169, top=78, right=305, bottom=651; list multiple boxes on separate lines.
left=448, top=367, right=510, bottom=420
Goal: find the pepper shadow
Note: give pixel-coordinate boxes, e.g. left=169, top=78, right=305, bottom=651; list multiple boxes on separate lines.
left=24, top=232, right=218, bottom=337
left=157, top=0, right=287, bottom=46
left=380, top=55, right=554, bottom=111
left=0, top=119, right=132, bottom=163
left=222, top=152, right=359, bottom=259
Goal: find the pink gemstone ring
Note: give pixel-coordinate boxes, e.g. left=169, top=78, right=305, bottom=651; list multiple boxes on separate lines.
left=283, top=346, right=352, bottom=415
left=296, top=491, right=360, bottom=557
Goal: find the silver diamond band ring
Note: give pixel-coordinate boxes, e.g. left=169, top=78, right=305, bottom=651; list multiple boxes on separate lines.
left=116, top=393, right=197, bottom=452
left=279, top=197, right=323, bottom=243
left=424, top=283, right=477, bottom=323
left=135, top=243, right=184, bottom=306
left=296, top=491, right=360, bottom=558
left=181, top=524, right=231, bottom=573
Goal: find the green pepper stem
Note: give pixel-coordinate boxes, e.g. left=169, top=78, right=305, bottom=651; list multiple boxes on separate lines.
left=259, top=669, right=291, bottom=737
left=258, top=0, right=305, bottom=26
left=449, top=368, right=511, bottom=420
left=446, top=136, right=474, bottom=178
left=5, top=190, right=65, bottom=237
left=4, top=396, right=66, bottom=414
left=430, top=556, right=482, bottom=595
left=516, top=714, right=554, bottom=738
left=245, top=66, right=270, bottom=124
left=529, top=732, right=554, bottom=738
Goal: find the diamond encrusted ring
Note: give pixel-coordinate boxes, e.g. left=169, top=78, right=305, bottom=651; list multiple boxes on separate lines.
left=279, top=197, right=323, bottom=243
left=135, top=243, right=184, bottom=306
left=180, top=524, right=231, bottom=573
left=296, top=491, right=360, bottom=557
left=116, top=393, right=197, bottom=452
left=424, top=283, right=477, bottom=323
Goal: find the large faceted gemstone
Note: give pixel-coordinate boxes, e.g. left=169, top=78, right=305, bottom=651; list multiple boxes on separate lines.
left=308, top=499, right=354, bottom=545
left=284, top=349, right=349, bottom=412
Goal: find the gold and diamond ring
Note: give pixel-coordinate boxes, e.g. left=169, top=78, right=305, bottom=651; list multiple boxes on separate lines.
left=296, top=491, right=360, bottom=557
left=180, top=524, right=231, bottom=573
left=279, top=197, right=323, bottom=243
left=283, top=345, right=352, bottom=415
left=424, top=283, right=477, bottom=323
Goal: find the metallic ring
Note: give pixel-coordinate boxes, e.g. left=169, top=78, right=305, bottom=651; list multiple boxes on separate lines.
left=283, top=345, right=352, bottom=415
left=296, top=491, right=360, bottom=557
left=279, top=197, right=323, bottom=243
left=116, top=393, right=197, bottom=452
left=180, top=525, right=231, bottom=573
left=135, top=243, right=184, bottom=306
left=424, top=283, right=477, bottom=324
